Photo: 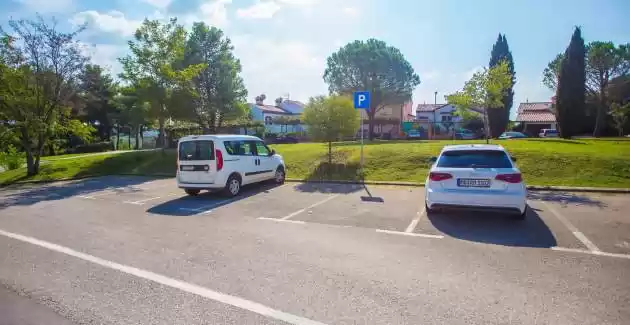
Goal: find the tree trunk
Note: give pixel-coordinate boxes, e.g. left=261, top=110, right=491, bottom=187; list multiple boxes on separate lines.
left=157, top=117, right=165, bottom=148
left=368, top=110, right=375, bottom=141
left=135, top=125, right=140, bottom=150
left=127, top=126, right=131, bottom=150
left=25, top=150, right=35, bottom=176
left=115, top=124, right=121, bottom=150
left=328, top=141, right=332, bottom=180
left=483, top=108, right=490, bottom=144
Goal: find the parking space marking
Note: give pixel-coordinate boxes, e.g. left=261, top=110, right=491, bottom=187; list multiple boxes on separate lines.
left=178, top=197, right=241, bottom=214
left=0, top=228, right=327, bottom=325
left=404, top=205, right=426, bottom=233
left=258, top=217, right=306, bottom=225
left=124, top=194, right=177, bottom=205
left=541, top=201, right=601, bottom=252
left=376, top=229, right=444, bottom=239
left=280, top=195, right=339, bottom=221
left=551, top=247, right=630, bottom=260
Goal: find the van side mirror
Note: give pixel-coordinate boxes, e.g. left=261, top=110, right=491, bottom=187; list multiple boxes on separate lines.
left=270, top=149, right=276, bottom=156
left=429, top=156, right=437, bottom=163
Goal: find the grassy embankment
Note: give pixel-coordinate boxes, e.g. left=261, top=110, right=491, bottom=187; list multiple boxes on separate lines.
left=1, top=139, right=629, bottom=188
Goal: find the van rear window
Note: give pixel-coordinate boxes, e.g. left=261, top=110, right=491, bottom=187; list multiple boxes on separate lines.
left=178, top=140, right=214, bottom=161
left=437, top=150, right=512, bottom=168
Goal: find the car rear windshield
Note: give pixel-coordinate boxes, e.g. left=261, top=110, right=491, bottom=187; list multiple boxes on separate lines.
left=437, top=150, right=512, bottom=168
left=178, top=140, right=214, bottom=161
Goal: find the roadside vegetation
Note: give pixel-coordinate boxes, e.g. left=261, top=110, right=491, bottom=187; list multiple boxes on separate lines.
left=2, top=139, right=629, bottom=188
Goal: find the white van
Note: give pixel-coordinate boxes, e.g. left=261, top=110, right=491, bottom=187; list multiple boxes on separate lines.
left=177, top=135, right=286, bottom=197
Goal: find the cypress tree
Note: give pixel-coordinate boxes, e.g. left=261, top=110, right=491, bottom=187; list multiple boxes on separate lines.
left=555, top=27, right=586, bottom=138
left=488, top=34, right=515, bottom=137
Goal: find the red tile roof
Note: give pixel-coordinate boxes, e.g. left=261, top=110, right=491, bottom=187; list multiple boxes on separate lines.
left=515, top=102, right=556, bottom=123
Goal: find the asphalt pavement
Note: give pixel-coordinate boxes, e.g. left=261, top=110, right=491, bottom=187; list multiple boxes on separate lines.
left=0, top=176, right=629, bottom=324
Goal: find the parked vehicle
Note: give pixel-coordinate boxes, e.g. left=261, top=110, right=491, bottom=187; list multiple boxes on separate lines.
left=406, top=129, right=422, bottom=140
left=177, top=135, right=286, bottom=197
left=539, top=129, right=559, bottom=138
left=425, top=144, right=527, bottom=219
left=498, top=132, right=528, bottom=139
left=272, top=135, right=299, bottom=144
left=454, top=129, right=476, bottom=140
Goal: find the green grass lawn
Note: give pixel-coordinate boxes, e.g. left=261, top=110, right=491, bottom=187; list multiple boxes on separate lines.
left=2, top=139, right=629, bottom=188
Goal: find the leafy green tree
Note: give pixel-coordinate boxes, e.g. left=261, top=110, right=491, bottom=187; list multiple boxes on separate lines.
left=446, top=61, right=513, bottom=143
left=78, top=64, right=118, bottom=141
left=555, top=27, right=587, bottom=138
left=488, top=34, right=515, bottom=137
left=542, top=53, right=564, bottom=91
left=586, top=41, right=630, bottom=136
left=112, top=86, right=150, bottom=150
left=323, top=39, right=420, bottom=140
left=119, top=18, right=205, bottom=148
left=609, top=102, right=630, bottom=136
left=181, top=23, right=247, bottom=133
left=303, top=95, right=360, bottom=165
left=0, top=17, right=91, bottom=175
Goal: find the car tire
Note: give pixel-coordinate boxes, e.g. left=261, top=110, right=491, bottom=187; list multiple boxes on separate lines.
left=274, top=166, right=285, bottom=184
left=425, top=202, right=434, bottom=214
left=513, top=206, right=527, bottom=220
left=223, top=174, right=241, bottom=197
left=185, top=189, right=201, bottom=196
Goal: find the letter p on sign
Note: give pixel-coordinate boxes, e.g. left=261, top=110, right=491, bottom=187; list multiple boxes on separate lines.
left=354, top=91, right=370, bottom=110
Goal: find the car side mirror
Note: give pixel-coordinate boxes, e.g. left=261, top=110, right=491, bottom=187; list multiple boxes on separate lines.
left=511, top=155, right=517, bottom=162
left=429, top=156, right=437, bottom=163
left=270, top=149, right=276, bottom=156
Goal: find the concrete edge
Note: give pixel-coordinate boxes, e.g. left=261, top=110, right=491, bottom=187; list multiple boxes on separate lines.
left=2, top=175, right=629, bottom=193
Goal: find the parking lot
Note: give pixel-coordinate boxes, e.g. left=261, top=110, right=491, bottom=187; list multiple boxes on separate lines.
left=1, top=176, right=629, bottom=324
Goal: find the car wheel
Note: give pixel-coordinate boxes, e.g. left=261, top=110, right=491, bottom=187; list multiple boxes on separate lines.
left=274, top=166, right=285, bottom=184
left=513, top=206, right=527, bottom=220
left=185, top=189, right=200, bottom=196
left=223, top=175, right=241, bottom=197
left=425, top=202, right=435, bottom=214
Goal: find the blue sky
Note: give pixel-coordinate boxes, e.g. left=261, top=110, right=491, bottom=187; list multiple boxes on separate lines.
left=2, top=0, right=629, bottom=117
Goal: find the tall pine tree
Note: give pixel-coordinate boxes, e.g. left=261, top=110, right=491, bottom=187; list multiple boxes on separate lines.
left=488, top=34, right=515, bottom=137
left=555, top=27, right=586, bottom=138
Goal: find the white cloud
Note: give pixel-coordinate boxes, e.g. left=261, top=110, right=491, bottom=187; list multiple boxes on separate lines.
left=70, top=11, right=142, bottom=37
left=232, top=35, right=328, bottom=102
left=463, top=66, right=484, bottom=81
left=341, top=7, right=359, bottom=18
left=78, top=42, right=125, bottom=76
left=139, top=0, right=172, bottom=9
left=17, top=0, right=74, bottom=13
left=183, top=0, right=232, bottom=28
left=237, top=1, right=282, bottom=19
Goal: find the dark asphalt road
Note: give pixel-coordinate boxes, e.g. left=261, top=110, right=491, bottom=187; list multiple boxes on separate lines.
left=0, top=176, right=629, bottom=324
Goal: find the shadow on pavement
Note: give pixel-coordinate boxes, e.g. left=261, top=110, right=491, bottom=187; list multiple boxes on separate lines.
left=0, top=176, right=160, bottom=210
left=427, top=208, right=557, bottom=248
left=147, top=182, right=282, bottom=216
left=293, top=182, right=364, bottom=194
left=528, top=191, right=606, bottom=208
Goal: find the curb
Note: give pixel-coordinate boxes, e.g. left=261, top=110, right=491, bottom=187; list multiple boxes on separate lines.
left=0, top=173, right=174, bottom=188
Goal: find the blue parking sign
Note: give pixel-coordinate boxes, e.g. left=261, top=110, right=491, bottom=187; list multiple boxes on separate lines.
left=353, top=91, right=370, bottom=110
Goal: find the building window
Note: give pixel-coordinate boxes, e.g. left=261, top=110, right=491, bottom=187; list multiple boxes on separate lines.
left=265, top=116, right=273, bottom=125
left=441, top=115, right=452, bottom=122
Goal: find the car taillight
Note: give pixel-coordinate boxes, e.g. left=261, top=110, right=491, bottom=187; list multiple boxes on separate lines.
left=216, top=149, right=223, bottom=171
left=495, top=173, right=522, bottom=183
left=429, top=172, right=453, bottom=181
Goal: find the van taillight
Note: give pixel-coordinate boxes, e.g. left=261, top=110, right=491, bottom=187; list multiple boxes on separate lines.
left=429, top=172, right=452, bottom=181
left=216, top=149, right=223, bottom=171
left=495, top=173, right=522, bottom=183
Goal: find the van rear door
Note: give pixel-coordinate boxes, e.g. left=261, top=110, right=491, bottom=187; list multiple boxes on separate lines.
left=178, top=140, right=216, bottom=184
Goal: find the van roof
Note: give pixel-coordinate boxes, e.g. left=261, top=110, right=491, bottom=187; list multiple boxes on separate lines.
left=178, top=134, right=262, bottom=142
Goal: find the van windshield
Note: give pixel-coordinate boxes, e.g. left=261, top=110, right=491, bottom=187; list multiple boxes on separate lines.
left=178, top=140, right=214, bottom=161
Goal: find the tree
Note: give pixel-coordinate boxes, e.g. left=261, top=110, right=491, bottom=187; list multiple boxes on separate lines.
left=542, top=54, right=564, bottom=91
left=446, top=61, right=513, bottom=143
left=586, top=41, right=630, bottom=136
left=488, top=34, right=515, bottom=137
left=609, top=102, right=630, bottom=136
left=0, top=17, right=91, bottom=175
left=302, top=95, right=360, bottom=167
left=554, top=27, right=587, bottom=138
left=112, top=86, right=150, bottom=150
left=181, top=22, right=247, bottom=133
left=78, top=64, right=118, bottom=141
left=323, top=39, right=420, bottom=140
left=119, top=18, right=205, bottom=148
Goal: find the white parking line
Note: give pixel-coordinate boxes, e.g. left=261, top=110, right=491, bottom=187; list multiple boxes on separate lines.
left=551, top=246, right=630, bottom=260
left=258, top=217, right=306, bottom=225
left=376, top=229, right=444, bottom=239
left=178, top=197, right=241, bottom=214
left=280, top=195, right=339, bottom=221
left=124, top=194, right=176, bottom=205
left=405, top=205, right=426, bottom=233
left=540, top=201, right=601, bottom=252
left=0, top=228, right=327, bottom=325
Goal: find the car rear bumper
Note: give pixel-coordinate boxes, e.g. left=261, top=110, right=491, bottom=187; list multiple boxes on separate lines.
left=425, top=187, right=527, bottom=214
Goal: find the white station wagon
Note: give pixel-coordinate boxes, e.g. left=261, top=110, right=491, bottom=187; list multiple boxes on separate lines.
left=177, top=135, right=286, bottom=197
left=425, top=144, right=527, bottom=219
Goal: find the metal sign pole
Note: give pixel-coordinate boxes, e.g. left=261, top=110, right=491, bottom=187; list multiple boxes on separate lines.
left=360, top=117, right=364, bottom=175
left=353, top=91, right=370, bottom=182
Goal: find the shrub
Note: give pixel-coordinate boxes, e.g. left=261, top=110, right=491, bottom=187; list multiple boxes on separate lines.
left=0, top=145, right=24, bottom=170
left=70, top=142, right=113, bottom=154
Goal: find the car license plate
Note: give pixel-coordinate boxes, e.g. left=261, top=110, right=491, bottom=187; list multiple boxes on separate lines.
left=181, top=165, right=194, bottom=171
left=457, top=178, right=490, bottom=188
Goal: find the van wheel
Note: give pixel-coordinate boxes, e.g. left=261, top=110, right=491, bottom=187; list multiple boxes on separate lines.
left=185, top=189, right=200, bottom=196
left=274, top=167, right=285, bottom=184
left=223, top=175, right=241, bottom=197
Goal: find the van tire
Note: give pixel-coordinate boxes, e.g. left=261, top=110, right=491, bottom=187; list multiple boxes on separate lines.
left=274, top=166, right=285, bottom=184
left=223, top=174, right=241, bottom=197
left=185, top=189, right=201, bottom=196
